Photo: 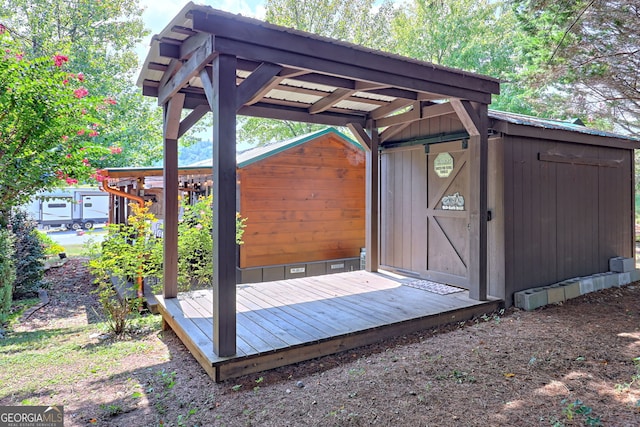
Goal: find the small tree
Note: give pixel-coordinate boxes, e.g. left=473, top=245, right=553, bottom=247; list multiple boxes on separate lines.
left=0, top=24, right=118, bottom=226
left=0, top=228, right=15, bottom=324
left=88, top=202, right=162, bottom=334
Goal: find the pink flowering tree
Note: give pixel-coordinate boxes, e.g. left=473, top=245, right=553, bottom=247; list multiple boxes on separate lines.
left=0, top=24, right=120, bottom=225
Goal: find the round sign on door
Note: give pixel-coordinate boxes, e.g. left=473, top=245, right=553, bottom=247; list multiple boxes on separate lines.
left=434, top=152, right=454, bottom=178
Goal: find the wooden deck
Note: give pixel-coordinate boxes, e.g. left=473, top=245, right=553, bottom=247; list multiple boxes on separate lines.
left=156, top=270, right=501, bottom=382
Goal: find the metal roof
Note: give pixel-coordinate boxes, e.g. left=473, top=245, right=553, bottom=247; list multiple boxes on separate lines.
left=188, top=127, right=360, bottom=168
left=489, top=110, right=640, bottom=144
left=101, top=165, right=212, bottom=179
left=137, top=2, right=499, bottom=128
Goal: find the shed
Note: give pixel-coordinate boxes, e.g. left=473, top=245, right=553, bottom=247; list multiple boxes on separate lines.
left=103, top=128, right=365, bottom=284
left=236, top=128, right=366, bottom=282
left=380, top=109, right=640, bottom=305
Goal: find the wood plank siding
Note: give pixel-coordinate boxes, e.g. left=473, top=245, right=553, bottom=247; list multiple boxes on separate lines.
left=239, top=133, right=365, bottom=268
left=380, top=112, right=471, bottom=288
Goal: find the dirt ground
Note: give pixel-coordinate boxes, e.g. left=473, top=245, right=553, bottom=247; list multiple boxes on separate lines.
left=3, top=258, right=640, bottom=426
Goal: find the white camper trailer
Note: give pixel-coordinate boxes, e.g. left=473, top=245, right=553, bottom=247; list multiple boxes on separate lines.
left=26, top=188, right=109, bottom=230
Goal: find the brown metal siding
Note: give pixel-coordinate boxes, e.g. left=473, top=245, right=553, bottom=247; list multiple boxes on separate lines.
left=504, top=136, right=633, bottom=297
left=598, top=147, right=634, bottom=266
left=505, top=137, right=559, bottom=291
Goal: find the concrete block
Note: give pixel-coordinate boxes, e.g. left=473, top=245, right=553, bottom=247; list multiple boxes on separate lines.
left=237, top=267, right=262, bottom=284
left=563, top=281, right=581, bottom=300
left=594, top=273, right=612, bottom=290
left=515, top=288, right=548, bottom=311
left=546, top=285, right=565, bottom=304
left=326, top=260, right=346, bottom=274
left=345, top=259, right=361, bottom=272
left=592, top=275, right=605, bottom=291
left=579, top=278, right=594, bottom=295
left=630, top=269, right=640, bottom=283
left=602, top=272, right=619, bottom=288
left=618, top=272, right=631, bottom=287
left=610, top=257, right=635, bottom=273
left=306, top=262, right=326, bottom=277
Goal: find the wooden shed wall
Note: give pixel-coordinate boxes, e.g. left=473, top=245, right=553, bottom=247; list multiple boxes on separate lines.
left=380, top=146, right=429, bottom=275
left=502, top=136, right=634, bottom=297
left=379, top=116, right=635, bottom=305
left=380, top=116, right=470, bottom=284
left=238, top=134, right=365, bottom=268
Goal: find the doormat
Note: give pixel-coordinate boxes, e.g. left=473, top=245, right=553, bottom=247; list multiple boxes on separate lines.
left=404, top=280, right=465, bottom=295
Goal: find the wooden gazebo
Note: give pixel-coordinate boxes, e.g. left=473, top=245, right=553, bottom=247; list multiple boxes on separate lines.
left=138, top=2, right=500, bottom=379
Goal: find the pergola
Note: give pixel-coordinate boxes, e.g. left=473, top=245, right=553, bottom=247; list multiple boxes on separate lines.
left=138, top=2, right=500, bottom=358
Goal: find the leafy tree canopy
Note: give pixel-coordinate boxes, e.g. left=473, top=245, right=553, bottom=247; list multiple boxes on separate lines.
left=513, top=0, right=640, bottom=135
left=0, top=0, right=165, bottom=167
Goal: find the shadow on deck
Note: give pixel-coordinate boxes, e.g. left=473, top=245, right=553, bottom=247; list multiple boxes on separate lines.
left=156, top=270, right=502, bottom=382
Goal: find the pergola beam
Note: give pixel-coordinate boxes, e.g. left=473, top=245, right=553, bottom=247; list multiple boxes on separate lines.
left=374, top=102, right=455, bottom=128
left=364, top=125, right=380, bottom=272
left=451, top=99, right=488, bottom=301
left=157, top=35, right=217, bottom=106
left=451, top=99, right=481, bottom=136
left=309, top=88, right=353, bottom=114
left=238, top=102, right=366, bottom=127
left=191, top=10, right=499, bottom=96
left=347, top=123, right=371, bottom=151
left=210, top=37, right=493, bottom=104
left=178, top=104, right=209, bottom=138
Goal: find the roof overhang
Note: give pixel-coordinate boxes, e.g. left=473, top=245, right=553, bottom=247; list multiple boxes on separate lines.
left=137, top=2, right=499, bottom=132
left=489, top=111, right=640, bottom=150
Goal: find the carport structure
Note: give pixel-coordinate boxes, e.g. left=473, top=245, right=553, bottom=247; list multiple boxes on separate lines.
left=138, top=2, right=500, bottom=380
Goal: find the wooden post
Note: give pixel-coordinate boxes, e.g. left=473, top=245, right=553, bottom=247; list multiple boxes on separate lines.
left=211, top=54, right=237, bottom=357
left=162, top=93, right=184, bottom=299
left=468, top=103, right=488, bottom=301
left=365, top=125, right=380, bottom=272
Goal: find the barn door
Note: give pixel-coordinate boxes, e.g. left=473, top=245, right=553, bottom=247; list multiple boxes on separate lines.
left=426, top=143, right=469, bottom=287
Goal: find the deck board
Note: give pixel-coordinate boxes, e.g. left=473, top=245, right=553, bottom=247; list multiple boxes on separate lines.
left=239, top=285, right=350, bottom=335
left=239, top=295, right=337, bottom=342
left=157, top=271, right=501, bottom=381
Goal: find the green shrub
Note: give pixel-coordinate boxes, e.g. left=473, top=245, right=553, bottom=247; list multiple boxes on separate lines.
left=177, top=195, right=247, bottom=291
left=36, top=231, right=66, bottom=256
left=178, top=195, right=214, bottom=291
left=11, top=210, right=45, bottom=298
left=0, top=228, right=16, bottom=324
left=94, top=280, right=141, bottom=335
left=87, top=196, right=248, bottom=313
